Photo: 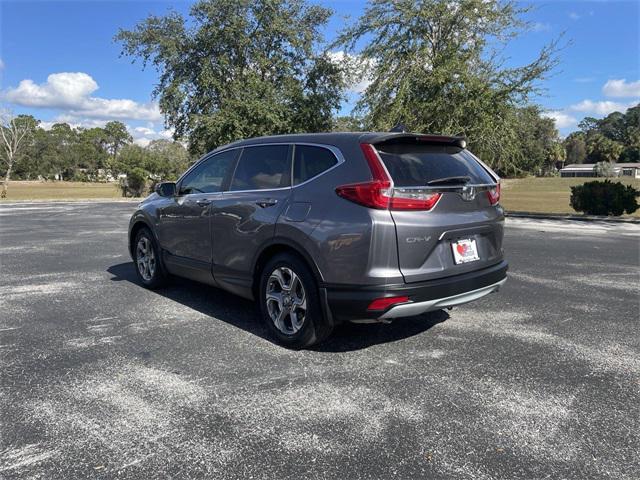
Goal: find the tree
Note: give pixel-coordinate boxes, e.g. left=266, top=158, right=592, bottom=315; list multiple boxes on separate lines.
left=498, top=106, right=563, bottom=176
left=116, top=0, right=346, bottom=154
left=578, top=117, right=599, bottom=134
left=573, top=105, right=639, bottom=163
left=334, top=0, right=560, bottom=174
left=103, top=121, right=132, bottom=159
left=78, top=127, right=111, bottom=173
left=120, top=167, right=149, bottom=197
left=563, top=132, right=587, bottom=164
left=0, top=112, right=39, bottom=197
left=594, top=161, right=618, bottom=178
left=146, top=139, right=191, bottom=180
left=586, top=133, right=624, bottom=163
left=597, top=111, right=626, bottom=143
left=619, top=104, right=639, bottom=163
left=47, top=123, right=79, bottom=179
left=332, top=115, right=366, bottom=132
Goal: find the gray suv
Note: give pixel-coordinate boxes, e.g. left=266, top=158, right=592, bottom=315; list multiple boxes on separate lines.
left=128, top=132, right=507, bottom=348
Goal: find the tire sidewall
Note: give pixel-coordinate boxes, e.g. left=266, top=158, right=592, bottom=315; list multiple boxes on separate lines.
left=134, top=228, right=165, bottom=289
left=259, top=254, right=326, bottom=349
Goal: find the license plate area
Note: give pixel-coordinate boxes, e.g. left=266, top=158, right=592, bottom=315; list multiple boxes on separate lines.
left=451, top=238, right=480, bottom=264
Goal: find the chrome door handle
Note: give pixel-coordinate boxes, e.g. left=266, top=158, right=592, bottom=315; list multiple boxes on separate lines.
left=256, top=199, right=278, bottom=208
left=196, top=199, right=212, bottom=207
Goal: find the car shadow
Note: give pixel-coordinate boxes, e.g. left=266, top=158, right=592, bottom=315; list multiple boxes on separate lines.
left=107, top=262, right=449, bottom=352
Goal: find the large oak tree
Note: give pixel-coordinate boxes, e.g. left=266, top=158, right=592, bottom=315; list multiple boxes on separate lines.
left=335, top=0, right=561, bottom=174
left=116, top=0, right=345, bottom=154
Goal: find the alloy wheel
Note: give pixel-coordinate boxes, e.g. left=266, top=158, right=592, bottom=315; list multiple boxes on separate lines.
left=265, top=266, right=307, bottom=335
left=136, top=236, right=156, bottom=281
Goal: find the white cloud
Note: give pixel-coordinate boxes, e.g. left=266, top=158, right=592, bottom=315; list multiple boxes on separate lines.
left=541, top=111, right=577, bottom=129
left=40, top=115, right=108, bottom=131
left=134, top=126, right=156, bottom=136
left=131, top=125, right=175, bottom=146
left=328, top=50, right=375, bottom=94
left=4, top=72, right=162, bottom=122
left=532, top=22, right=551, bottom=32
left=568, top=12, right=580, bottom=20
left=134, top=137, right=153, bottom=147
left=0, top=58, right=4, bottom=70
left=602, top=78, right=640, bottom=98
left=568, top=99, right=637, bottom=116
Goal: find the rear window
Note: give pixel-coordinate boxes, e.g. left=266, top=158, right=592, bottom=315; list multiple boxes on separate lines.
left=375, top=143, right=494, bottom=187
left=230, top=145, right=290, bottom=191
left=293, top=145, right=338, bottom=185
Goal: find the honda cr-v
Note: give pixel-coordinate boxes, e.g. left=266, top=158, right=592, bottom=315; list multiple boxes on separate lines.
left=128, top=132, right=508, bottom=348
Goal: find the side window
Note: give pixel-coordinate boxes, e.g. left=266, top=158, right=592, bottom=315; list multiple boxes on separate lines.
left=230, top=145, right=290, bottom=191
left=293, top=145, right=338, bottom=185
left=179, top=149, right=236, bottom=195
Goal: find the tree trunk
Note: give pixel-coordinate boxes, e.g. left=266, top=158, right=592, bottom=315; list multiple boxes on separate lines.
left=2, top=163, right=12, bottom=198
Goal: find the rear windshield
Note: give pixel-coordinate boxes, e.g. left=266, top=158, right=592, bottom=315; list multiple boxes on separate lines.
left=375, top=143, right=495, bottom=187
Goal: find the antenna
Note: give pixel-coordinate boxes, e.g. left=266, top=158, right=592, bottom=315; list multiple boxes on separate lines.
left=390, top=123, right=407, bottom=133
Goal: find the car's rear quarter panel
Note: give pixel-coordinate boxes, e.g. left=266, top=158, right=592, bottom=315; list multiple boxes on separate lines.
left=275, top=139, right=404, bottom=286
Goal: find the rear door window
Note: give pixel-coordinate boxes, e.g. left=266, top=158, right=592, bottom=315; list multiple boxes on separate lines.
left=375, top=143, right=494, bottom=187
left=293, top=145, right=338, bottom=185
left=230, top=145, right=291, bottom=191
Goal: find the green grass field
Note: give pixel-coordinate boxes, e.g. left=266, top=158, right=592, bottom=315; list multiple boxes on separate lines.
left=2, top=178, right=640, bottom=217
left=501, top=177, right=640, bottom=217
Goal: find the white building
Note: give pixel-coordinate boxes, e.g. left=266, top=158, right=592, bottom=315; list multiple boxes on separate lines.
left=560, top=163, right=640, bottom=179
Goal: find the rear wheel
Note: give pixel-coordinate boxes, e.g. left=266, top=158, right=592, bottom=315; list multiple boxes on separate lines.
left=134, top=228, right=168, bottom=289
left=259, top=253, right=332, bottom=348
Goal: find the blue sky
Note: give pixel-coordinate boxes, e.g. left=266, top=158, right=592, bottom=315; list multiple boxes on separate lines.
left=1, top=0, right=638, bottom=144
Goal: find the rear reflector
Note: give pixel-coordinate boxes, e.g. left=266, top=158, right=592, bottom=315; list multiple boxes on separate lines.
left=335, top=144, right=441, bottom=211
left=367, top=296, right=410, bottom=311
left=487, top=183, right=500, bottom=205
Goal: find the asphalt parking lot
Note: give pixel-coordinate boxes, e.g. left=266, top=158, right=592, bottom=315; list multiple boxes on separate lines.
left=1, top=202, right=638, bottom=479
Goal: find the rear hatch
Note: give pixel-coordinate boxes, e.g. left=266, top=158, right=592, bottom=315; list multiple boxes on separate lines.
left=374, top=137, right=504, bottom=283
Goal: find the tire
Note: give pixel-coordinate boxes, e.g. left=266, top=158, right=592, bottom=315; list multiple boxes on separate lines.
left=259, top=253, right=332, bottom=349
left=133, top=227, right=168, bottom=289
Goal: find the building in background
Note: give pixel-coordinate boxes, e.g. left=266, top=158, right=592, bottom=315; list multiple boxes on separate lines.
left=560, top=163, right=640, bottom=178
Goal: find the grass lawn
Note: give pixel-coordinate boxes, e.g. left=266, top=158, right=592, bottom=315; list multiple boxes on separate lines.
left=501, top=177, right=640, bottom=217
left=0, top=181, right=130, bottom=201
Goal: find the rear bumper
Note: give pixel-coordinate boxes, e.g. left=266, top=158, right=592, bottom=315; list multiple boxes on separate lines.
left=324, top=260, right=508, bottom=322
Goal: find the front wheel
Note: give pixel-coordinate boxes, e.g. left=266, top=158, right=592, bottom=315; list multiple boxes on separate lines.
left=133, top=228, right=168, bottom=289
left=259, top=253, right=332, bottom=349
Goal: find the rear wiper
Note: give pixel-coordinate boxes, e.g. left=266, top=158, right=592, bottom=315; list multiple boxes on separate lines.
left=426, top=176, right=471, bottom=186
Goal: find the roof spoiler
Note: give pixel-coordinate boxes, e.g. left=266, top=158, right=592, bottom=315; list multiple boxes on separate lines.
left=374, top=132, right=467, bottom=149
left=415, top=134, right=466, bottom=149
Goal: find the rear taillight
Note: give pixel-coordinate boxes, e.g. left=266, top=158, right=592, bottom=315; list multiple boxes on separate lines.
left=487, top=183, right=500, bottom=205
left=390, top=188, right=441, bottom=210
left=335, top=144, right=441, bottom=211
left=367, top=296, right=410, bottom=311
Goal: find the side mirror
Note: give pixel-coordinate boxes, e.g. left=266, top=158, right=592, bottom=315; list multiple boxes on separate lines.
left=155, top=182, right=176, bottom=197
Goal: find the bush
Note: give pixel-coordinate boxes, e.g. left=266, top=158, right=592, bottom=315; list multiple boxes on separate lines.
left=570, top=180, right=639, bottom=216
left=119, top=167, right=148, bottom=197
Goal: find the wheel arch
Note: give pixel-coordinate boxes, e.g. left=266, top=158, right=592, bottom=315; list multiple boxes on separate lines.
left=251, top=237, right=324, bottom=298
left=128, top=215, right=157, bottom=259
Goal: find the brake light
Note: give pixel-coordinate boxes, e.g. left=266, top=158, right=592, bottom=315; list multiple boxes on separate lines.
left=487, top=183, right=500, bottom=205
left=367, top=296, right=410, bottom=311
left=335, top=144, right=441, bottom=211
